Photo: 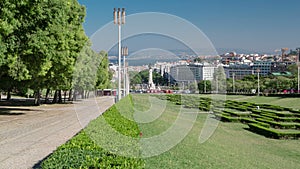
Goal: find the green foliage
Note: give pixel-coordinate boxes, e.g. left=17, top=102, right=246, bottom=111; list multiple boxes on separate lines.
left=0, top=0, right=113, bottom=103
left=155, top=94, right=300, bottom=139
left=248, top=123, right=300, bottom=139
left=287, top=64, right=298, bottom=76
left=227, top=72, right=298, bottom=94
left=198, top=80, right=211, bottom=93
left=41, top=95, right=144, bottom=168
left=103, top=104, right=140, bottom=137
left=130, top=69, right=167, bottom=86
left=215, top=114, right=241, bottom=122
left=96, top=51, right=112, bottom=89
left=212, top=66, right=226, bottom=92
left=41, top=132, right=144, bottom=169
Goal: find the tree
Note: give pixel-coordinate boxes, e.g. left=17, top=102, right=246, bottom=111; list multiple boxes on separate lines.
left=226, top=79, right=233, bottom=93
left=73, top=45, right=99, bottom=99
left=198, top=80, right=211, bottom=93
left=131, top=70, right=149, bottom=85
left=0, top=0, right=32, bottom=100
left=0, top=0, right=88, bottom=104
left=96, top=51, right=112, bottom=89
left=130, top=71, right=142, bottom=85
left=287, top=64, right=298, bottom=76
left=212, top=66, right=226, bottom=93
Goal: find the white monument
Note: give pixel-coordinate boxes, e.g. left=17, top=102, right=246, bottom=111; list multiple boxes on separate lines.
left=148, top=67, right=156, bottom=90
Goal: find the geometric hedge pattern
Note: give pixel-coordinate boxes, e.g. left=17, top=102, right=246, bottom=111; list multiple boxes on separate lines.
left=156, top=95, right=300, bottom=139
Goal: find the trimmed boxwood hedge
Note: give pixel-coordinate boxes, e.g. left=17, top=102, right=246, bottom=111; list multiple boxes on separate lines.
left=215, top=114, right=240, bottom=122
left=248, top=123, right=300, bottom=139
left=155, top=94, right=300, bottom=139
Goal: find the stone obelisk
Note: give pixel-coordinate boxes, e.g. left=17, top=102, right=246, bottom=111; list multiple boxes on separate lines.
left=148, top=67, right=156, bottom=90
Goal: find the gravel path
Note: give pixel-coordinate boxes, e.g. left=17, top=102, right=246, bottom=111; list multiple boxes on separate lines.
left=0, top=96, right=115, bottom=169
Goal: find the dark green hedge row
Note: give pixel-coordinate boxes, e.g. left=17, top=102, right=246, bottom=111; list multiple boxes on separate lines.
left=256, top=118, right=300, bottom=129
left=215, top=114, right=240, bottom=122
left=223, top=109, right=251, bottom=117
left=248, top=123, right=300, bottom=139
left=261, top=113, right=299, bottom=122
left=155, top=94, right=300, bottom=139
left=261, top=110, right=294, bottom=117
left=241, top=118, right=270, bottom=128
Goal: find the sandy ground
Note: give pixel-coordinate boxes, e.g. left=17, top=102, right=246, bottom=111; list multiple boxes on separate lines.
left=0, top=96, right=115, bottom=169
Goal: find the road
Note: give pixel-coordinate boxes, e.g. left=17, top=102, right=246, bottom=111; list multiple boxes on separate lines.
left=0, top=96, right=115, bottom=169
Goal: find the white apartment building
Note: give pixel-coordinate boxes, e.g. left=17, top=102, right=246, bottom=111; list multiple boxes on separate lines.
left=170, top=64, right=216, bottom=84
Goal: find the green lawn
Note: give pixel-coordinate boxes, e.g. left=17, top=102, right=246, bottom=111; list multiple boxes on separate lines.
left=225, top=95, right=300, bottom=109
left=42, top=94, right=300, bottom=168
left=196, top=94, right=300, bottom=110
left=133, top=94, right=300, bottom=169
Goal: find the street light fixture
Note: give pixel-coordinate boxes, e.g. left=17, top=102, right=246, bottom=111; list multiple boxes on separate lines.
left=232, top=72, right=235, bottom=94
left=122, top=46, right=128, bottom=96
left=296, top=48, right=300, bottom=94
left=204, top=78, right=206, bottom=94
left=114, top=8, right=125, bottom=101
left=256, top=69, right=260, bottom=96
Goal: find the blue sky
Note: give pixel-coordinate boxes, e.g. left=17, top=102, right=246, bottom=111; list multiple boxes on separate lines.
left=78, top=0, right=300, bottom=53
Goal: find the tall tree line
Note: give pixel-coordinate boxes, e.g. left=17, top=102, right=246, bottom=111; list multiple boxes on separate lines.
left=0, top=0, right=111, bottom=104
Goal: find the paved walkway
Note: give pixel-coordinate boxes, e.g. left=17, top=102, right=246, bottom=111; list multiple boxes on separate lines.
left=0, top=96, right=115, bottom=169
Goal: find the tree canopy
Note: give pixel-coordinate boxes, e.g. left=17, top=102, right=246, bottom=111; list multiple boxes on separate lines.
left=0, top=0, right=111, bottom=104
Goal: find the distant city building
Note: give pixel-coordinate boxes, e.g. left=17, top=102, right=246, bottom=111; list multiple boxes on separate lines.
left=252, top=61, right=272, bottom=76
left=202, top=64, right=216, bottom=80
left=224, top=64, right=254, bottom=79
left=271, top=61, right=295, bottom=73
left=170, top=63, right=216, bottom=85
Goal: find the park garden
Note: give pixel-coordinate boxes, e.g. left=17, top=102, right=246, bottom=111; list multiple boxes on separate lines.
left=1, top=1, right=299, bottom=168
left=40, top=94, right=300, bottom=168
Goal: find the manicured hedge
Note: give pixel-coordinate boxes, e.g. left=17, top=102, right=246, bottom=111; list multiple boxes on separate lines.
left=248, top=123, right=300, bottom=139
left=223, top=110, right=251, bottom=117
left=155, top=94, right=300, bottom=139
left=241, top=117, right=257, bottom=124
left=41, top=95, right=145, bottom=169
left=215, top=114, right=240, bottom=122
left=250, top=114, right=262, bottom=119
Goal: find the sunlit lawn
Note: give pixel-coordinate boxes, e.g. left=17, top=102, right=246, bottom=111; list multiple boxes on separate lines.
left=226, top=95, right=300, bottom=109
left=132, top=94, right=300, bottom=169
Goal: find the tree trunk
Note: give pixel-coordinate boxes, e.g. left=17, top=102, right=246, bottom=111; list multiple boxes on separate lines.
left=68, top=89, right=73, bottom=101
left=44, top=89, right=50, bottom=104
left=7, top=89, right=11, bottom=100
left=34, top=89, right=41, bottom=106
left=73, top=90, right=77, bottom=101
left=52, top=90, right=58, bottom=104
left=64, top=91, right=67, bottom=103
left=81, top=90, right=84, bottom=99
left=84, top=91, right=89, bottom=99
left=58, top=90, right=62, bottom=103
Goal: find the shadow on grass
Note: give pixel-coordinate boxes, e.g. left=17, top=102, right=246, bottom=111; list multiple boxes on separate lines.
left=0, top=98, right=74, bottom=107
left=242, top=127, right=276, bottom=139
left=0, top=99, right=36, bottom=106
left=0, top=107, right=38, bottom=116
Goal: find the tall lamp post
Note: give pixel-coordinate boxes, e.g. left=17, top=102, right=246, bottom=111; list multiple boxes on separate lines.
left=114, top=8, right=125, bottom=101
left=232, top=72, right=235, bottom=94
left=204, top=78, right=206, bottom=94
left=122, top=46, right=128, bottom=96
left=296, top=48, right=300, bottom=94
left=256, top=69, right=260, bottom=96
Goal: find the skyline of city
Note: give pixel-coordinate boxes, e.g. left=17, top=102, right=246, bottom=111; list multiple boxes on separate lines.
left=78, top=0, right=300, bottom=53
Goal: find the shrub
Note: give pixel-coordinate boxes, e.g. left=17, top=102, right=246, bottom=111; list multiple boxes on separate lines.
left=41, top=95, right=145, bottom=168
left=215, top=114, right=240, bottom=122
left=248, top=123, right=300, bottom=139
left=241, top=118, right=257, bottom=124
